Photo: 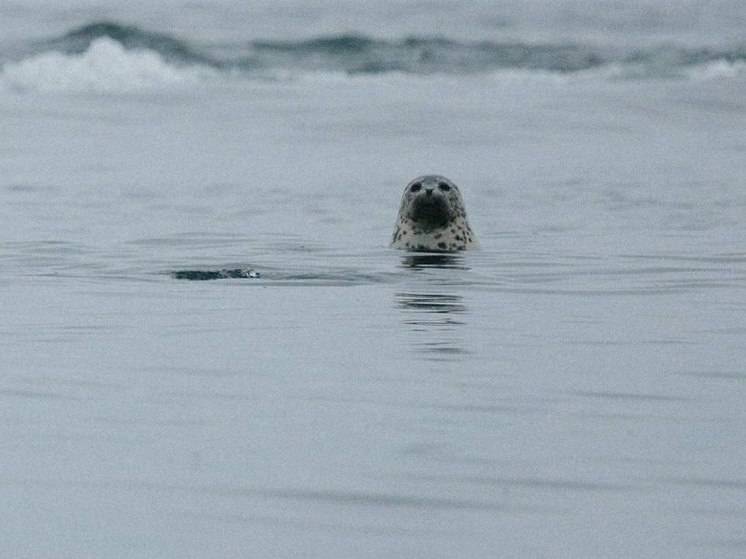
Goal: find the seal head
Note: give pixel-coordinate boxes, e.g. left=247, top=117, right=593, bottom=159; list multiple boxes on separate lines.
left=391, top=175, right=477, bottom=251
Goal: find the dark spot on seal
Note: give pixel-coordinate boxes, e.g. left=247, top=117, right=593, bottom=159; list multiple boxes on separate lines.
left=438, top=242, right=447, bottom=249
left=434, top=233, right=442, bottom=239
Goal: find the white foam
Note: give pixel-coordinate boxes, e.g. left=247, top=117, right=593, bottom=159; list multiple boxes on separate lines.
left=686, top=60, right=746, bottom=81
left=0, top=37, right=215, bottom=93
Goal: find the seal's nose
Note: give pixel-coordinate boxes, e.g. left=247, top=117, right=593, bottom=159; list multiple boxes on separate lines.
left=425, top=188, right=434, bottom=196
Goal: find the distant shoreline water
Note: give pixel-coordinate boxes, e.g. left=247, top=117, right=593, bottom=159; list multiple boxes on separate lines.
left=1, top=21, right=745, bottom=93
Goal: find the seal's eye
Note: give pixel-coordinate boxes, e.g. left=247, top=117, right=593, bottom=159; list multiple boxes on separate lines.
left=438, top=182, right=451, bottom=192
left=410, top=183, right=422, bottom=193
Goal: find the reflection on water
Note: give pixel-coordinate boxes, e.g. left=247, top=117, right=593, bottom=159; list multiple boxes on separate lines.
left=396, top=253, right=469, bottom=360
left=398, top=253, right=467, bottom=270
left=396, top=292, right=468, bottom=360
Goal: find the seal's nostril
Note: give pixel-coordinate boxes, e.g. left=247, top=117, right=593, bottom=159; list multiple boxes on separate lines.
left=426, top=188, right=433, bottom=196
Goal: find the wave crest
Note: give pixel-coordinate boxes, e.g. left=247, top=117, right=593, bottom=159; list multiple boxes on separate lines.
left=2, top=37, right=213, bottom=93
left=48, top=21, right=218, bottom=67
left=2, top=21, right=745, bottom=93
left=249, top=35, right=606, bottom=74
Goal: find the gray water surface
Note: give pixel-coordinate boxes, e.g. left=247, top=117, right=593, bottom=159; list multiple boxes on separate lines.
left=2, top=3, right=746, bottom=557
left=3, top=234, right=745, bottom=557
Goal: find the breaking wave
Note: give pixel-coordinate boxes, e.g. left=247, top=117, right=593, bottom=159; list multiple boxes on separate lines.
left=2, top=37, right=214, bottom=93
left=1, top=21, right=745, bottom=92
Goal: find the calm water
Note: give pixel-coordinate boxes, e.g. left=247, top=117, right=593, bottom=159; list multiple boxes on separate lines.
left=2, top=2, right=746, bottom=557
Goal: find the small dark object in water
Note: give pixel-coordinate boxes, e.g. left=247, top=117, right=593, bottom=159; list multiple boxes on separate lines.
left=172, top=268, right=261, bottom=280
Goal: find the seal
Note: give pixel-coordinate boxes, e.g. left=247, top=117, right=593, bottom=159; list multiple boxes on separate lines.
left=391, top=175, right=477, bottom=251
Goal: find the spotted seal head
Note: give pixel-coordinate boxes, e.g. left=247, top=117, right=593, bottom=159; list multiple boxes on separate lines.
left=391, top=175, right=477, bottom=251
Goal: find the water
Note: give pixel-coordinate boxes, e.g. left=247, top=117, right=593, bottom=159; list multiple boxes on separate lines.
left=2, top=2, right=746, bottom=557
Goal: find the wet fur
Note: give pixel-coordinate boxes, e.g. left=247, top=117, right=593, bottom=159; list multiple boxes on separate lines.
left=391, top=175, right=477, bottom=252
